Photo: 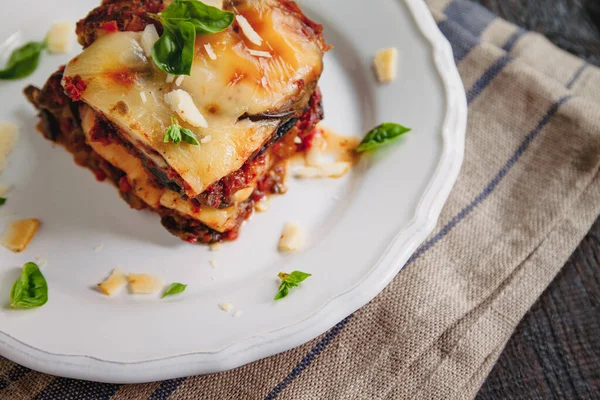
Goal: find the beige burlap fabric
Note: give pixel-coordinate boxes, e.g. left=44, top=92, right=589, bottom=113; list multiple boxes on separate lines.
left=2, top=0, right=600, bottom=398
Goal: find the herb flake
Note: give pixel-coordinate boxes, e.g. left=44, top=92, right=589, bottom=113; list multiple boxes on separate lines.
left=162, top=282, right=188, bottom=298
left=164, top=116, right=200, bottom=145
left=0, top=41, right=47, bottom=80
left=274, top=271, right=311, bottom=301
left=356, top=123, right=411, bottom=152
left=10, top=262, right=48, bottom=309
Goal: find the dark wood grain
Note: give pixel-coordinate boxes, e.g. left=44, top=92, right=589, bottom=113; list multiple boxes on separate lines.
left=471, top=1, right=600, bottom=398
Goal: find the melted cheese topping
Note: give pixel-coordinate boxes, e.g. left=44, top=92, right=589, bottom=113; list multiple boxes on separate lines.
left=81, top=108, right=242, bottom=232
left=63, top=0, right=325, bottom=196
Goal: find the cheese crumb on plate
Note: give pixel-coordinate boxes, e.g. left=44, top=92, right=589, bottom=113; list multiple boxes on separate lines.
left=278, top=221, right=305, bottom=252
left=1, top=218, right=41, bottom=253
left=128, top=273, right=164, bottom=294
left=98, top=269, right=128, bottom=296
left=374, top=48, right=399, bottom=83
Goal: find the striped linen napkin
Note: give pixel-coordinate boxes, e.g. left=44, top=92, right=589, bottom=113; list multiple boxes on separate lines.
left=2, top=0, right=600, bottom=398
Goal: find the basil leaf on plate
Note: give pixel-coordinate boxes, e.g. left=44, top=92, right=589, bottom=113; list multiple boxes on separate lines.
left=151, top=0, right=234, bottom=75
left=0, top=41, right=46, bottom=80
left=274, top=271, right=312, bottom=301
left=164, top=116, right=200, bottom=145
left=0, top=197, right=5, bottom=206
left=162, top=283, right=188, bottom=298
left=10, top=262, right=48, bottom=309
left=356, top=123, right=411, bottom=152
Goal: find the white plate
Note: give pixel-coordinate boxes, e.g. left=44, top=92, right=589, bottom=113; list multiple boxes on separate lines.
left=0, top=0, right=466, bottom=383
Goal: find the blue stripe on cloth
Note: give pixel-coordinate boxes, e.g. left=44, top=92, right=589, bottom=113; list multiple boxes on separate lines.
left=264, top=316, right=353, bottom=400
left=444, top=0, right=495, bottom=39
left=147, top=377, right=186, bottom=400
left=34, top=378, right=119, bottom=400
left=437, top=0, right=496, bottom=63
left=502, top=28, right=527, bottom=52
left=438, top=20, right=479, bottom=63
left=266, top=95, right=571, bottom=399
left=567, top=62, right=588, bottom=89
left=407, top=95, right=571, bottom=265
left=466, top=54, right=514, bottom=104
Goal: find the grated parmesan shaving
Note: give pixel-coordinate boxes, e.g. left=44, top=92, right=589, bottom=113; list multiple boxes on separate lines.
left=236, top=15, right=263, bottom=46
left=200, top=135, right=212, bottom=144
left=141, top=24, right=160, bottom=58
left=204, top=43, right=217, bottom=60
left=140, top=91, right=147, bottom=104
left=247, top=49, right=271, bottom=58
left=165, top=74, right=175, bottom=83
left=175, top=75, right=185, bottom=87
left=219, top=303, right=234, bottom=312
left=164, top=89, right=208, bottom=128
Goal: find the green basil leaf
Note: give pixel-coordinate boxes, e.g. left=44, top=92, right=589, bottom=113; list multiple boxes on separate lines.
left=180, top=127, right=200, bottom=145
left=0, top=197, right=6, bottom=206
left=285, top=271, right=312, bottom=284
left=164, top=117, right=199, bottom=145
left=274, top=271, right=311, bottom=300
left=162, top=282, right=188, bottom=298
left=152, top=20, right=196, bottom=75
left=161, top=0, right=235, bottom=34
left=274, top=283, right=290, bottom=301
left=10, top=262, right=48, bottom=309
left=0, top=41, right=46, bottom=80
left=150, top=0, right=234, bottom=75
left=356, top=123, right=411, bottom=152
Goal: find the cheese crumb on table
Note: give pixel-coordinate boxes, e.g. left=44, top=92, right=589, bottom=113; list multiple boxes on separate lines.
left=128, top=273, right=164, bottom=294
left=46, top=22, right=74, bottom=54
left=278, top=221, right=305, bottom=252
left=374, top=48, right=399, bottom=83
left=98, top=269, right=127, bottom=296
left=1, top=218, right=41, bottom=253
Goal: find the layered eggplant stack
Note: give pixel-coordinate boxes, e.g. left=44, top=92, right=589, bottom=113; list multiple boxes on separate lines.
left=25, top=0, right=327, bottom=243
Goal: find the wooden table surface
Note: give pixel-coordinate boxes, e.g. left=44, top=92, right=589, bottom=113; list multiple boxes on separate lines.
left=471, top=1, right=600, bottom=399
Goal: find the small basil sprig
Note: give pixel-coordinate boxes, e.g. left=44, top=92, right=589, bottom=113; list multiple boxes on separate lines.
left=274, top=271, right=311, bottom=300
left=162, top=282, right=187, bottom=298
left=150, top=0, right=234, bottom=75
left=10, top=262, right=48, bottom=309
left=0, top=197, right=5, bottom=206
left=0, top=41, right=47, bottom=80
left=164, top=116, right=200, bottom=145
left=356, top=123, right=411, bottom=152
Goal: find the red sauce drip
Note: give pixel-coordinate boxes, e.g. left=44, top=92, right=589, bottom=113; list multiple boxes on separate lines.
left=186, top=237, right=198, bottom=244
left=63, top=75, right=87, bottom=102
